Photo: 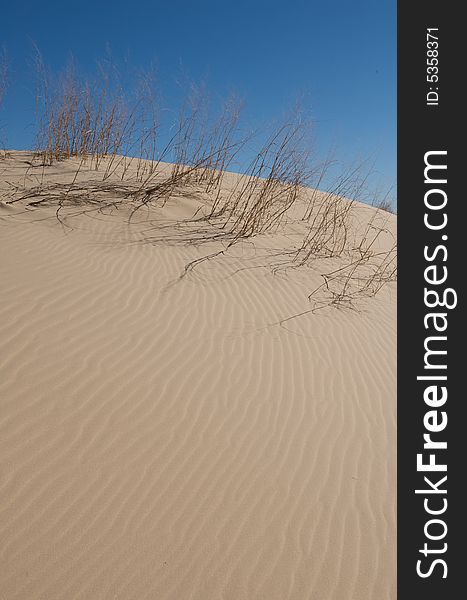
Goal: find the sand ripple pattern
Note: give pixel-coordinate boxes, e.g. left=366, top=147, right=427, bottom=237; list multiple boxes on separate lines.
left=1, top=174, right=395, bottom=600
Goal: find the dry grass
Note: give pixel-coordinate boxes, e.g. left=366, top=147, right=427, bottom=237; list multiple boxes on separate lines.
left=33, top=49, right=134, bottom=167
left=306, top=220, right=397, bottom=310
left=208, top=114, right=312, bottom=240
left=288, top=162, right=397, bottom=309
left=6, top=51, right=396, bottom=309
left=373, top=197, right=396, bottom=214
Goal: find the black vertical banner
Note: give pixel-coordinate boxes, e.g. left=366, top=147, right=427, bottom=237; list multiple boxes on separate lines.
left=398, top=3, right=464, bottom=598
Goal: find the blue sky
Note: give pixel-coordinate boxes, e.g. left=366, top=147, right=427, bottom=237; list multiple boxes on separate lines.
left=1, top=0, right=395, bottom=199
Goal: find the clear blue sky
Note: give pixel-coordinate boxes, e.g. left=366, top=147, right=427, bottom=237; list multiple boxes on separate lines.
left=1, top=0, right=395, bottom=198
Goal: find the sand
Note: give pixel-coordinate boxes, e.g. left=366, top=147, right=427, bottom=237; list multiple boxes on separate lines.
left=0, top=152, right=396, bottom=600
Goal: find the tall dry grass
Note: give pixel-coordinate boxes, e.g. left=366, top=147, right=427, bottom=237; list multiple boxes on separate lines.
left=11, top=50, right=397, bottom=308
left=210, top=115, right=312, bottom=240
left=33, top=50, right=135, bottom=167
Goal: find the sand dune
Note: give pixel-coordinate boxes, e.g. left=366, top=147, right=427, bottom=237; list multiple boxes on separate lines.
left=0, top=152, right=396, bottom=599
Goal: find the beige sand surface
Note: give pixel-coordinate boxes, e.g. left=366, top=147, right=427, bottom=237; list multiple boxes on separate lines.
left=0, top=152, right=396, bottom=599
